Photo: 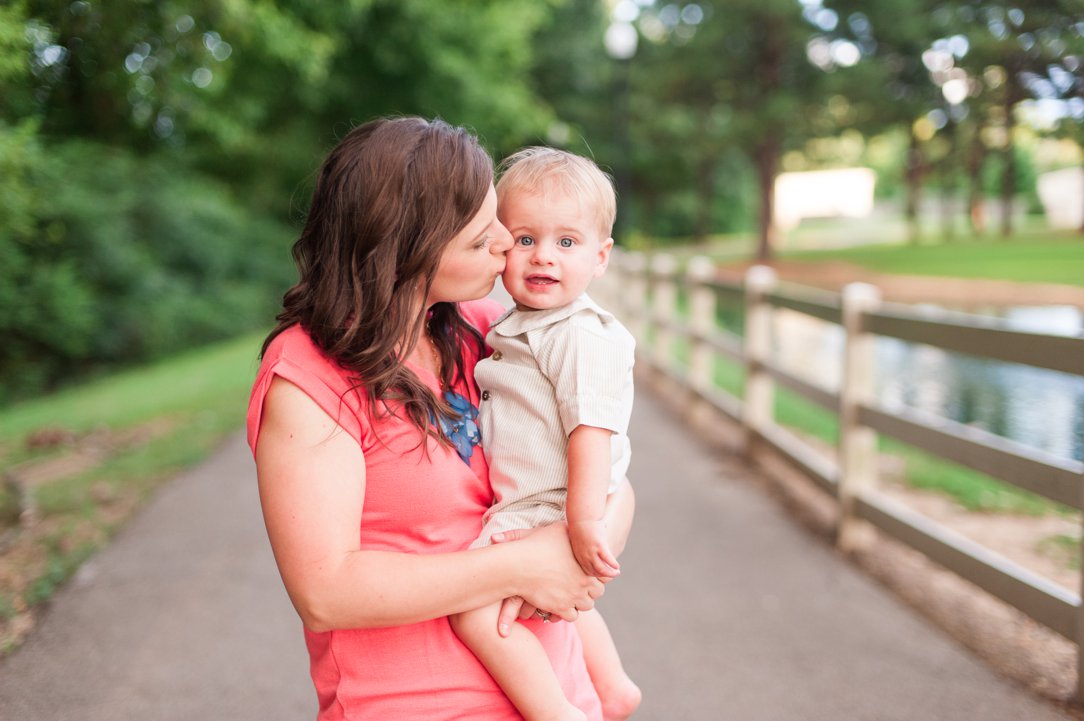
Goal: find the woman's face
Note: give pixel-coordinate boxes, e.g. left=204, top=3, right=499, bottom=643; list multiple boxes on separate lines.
left=427, top=185, right=513, bottom=305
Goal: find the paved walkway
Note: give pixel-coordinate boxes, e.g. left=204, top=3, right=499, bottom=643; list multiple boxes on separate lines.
left=0, top=390, right=1074, bottom=720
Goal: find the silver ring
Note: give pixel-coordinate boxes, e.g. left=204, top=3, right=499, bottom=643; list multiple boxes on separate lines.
left=535, top=609, right=551, bottom=622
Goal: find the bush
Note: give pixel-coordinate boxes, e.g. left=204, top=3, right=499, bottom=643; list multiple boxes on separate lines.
left=0, top=132, right=295, bottom=403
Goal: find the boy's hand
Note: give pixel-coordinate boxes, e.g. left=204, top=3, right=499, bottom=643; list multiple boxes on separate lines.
left=568, top=520, right=621, bottom=579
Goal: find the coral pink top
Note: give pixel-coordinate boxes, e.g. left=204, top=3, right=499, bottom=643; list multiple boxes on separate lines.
left=247, top=299, right=602, bottom=721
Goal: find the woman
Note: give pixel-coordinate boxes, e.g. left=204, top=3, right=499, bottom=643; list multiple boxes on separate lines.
left=246, top=116, right=635, bottom=720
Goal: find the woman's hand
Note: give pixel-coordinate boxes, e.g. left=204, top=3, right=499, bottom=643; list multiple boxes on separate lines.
left=491, top=524, right=603, bottom=632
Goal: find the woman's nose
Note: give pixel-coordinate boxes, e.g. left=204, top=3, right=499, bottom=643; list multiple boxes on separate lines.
left=491, top=221, right=514, bottom=254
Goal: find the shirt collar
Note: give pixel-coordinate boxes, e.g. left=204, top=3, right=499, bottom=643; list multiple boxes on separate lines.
left=490, top=294, right=614, bottom=337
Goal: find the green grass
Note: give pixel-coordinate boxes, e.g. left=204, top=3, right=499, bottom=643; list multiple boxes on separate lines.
left=641, top=218, right=1084, bottom=288
left=0, top=331, right=265, bottom=652
left=781, top=233, right=1084, bottom=287
left=1037, top=533, right=1081, bottom=571
left=702, top=353, right=1058, bottom=515
left=0, top=331, right=263, bottom=441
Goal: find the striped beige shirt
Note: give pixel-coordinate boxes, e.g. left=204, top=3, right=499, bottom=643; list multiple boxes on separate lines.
left=471, top=294, right=635, bottom=547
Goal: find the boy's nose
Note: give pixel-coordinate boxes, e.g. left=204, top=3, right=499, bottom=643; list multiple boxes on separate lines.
left=530, top=242, right=555, bottom=264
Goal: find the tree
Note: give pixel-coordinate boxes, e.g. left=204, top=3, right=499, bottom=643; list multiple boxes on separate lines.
left=627, top=0, right=833, bottom=260
left=951, top=1, right=1082, bottom=236
left=818, top=0, right=948, bottom=242
left=0, top=0, right=576, bottom=398
left=1013, top=3, right=1084, bottom=232
left=310, top=0, right=554, bottom=162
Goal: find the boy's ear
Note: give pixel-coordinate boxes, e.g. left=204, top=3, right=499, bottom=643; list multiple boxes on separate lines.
left=594, top=237, right=615, bottom=277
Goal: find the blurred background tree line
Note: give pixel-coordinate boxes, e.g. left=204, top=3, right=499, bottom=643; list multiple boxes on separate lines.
left=0, top=0, right=1081, bottom=404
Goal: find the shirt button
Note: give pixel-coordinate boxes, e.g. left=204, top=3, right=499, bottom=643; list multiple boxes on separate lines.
left=481, top=390, right=491, bottom=401
left=492, top=351, right=503, bottom=361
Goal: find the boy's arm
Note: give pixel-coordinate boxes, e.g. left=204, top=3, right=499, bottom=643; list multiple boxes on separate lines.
left=493, top=472, right=633, bottom=634
left=567, top=424, right=621, bottom=578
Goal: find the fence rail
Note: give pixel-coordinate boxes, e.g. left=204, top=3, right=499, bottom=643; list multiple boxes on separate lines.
left=594, top=251, right=1084, bottom=699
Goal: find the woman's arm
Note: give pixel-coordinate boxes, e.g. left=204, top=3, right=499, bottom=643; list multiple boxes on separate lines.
left=494, top=468, right=637, bottom=633
left=256, top=377, right=603, bottom=632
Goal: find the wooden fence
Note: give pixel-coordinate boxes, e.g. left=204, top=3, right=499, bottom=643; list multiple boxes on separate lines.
left=594, top=251, right=1084, bottom=699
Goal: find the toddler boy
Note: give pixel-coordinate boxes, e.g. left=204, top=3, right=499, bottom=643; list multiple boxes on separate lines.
left=450, top=148, right=640, bottom=721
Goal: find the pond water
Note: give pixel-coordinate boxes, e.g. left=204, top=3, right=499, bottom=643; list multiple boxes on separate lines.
left=771, top=304, right=1084, bottom=462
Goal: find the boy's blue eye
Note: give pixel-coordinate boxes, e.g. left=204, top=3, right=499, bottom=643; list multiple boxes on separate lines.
left=517, top=236, right=534, bottom=246
left=559, top=237, right=574, bottom=248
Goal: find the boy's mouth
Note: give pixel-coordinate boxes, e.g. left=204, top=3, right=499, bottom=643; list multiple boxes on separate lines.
left=525, top=274, right=559, bottom=286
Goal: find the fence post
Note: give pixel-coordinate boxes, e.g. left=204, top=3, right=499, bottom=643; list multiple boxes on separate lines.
left=651, top=253, right=677, bottom=372
left=687, top=256, right=716, bottom=394
left=837, top=282, right=882, bottom=552
left=593, top=248, right=619, bottom=315
left=622, top=252, right=647, bottom=348
left=1078, top=470, right=1084, bottom=702
left=742, top=265, right=777, bottom=456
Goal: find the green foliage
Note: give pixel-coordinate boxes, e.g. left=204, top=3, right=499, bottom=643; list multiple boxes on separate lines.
left=0, top=138, right=293, bottom=403
left=526, top=0, right=611, bottom=155
left=312, top=0, right=552, bottom=158
left=0, top=0, right=577, bottom=403
left=2, top=0, right=1082, bottom=405
left=980, top=144, right=1039, bottom=200
left=0, top=2, right=32, bottom=108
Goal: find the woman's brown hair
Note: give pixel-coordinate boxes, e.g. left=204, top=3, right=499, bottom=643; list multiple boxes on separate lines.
left=263, top=116, right=493, bottom=441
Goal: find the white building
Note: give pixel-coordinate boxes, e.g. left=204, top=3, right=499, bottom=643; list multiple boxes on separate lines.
left=1037, top=167, right=1084, bottom=229
left=773, top=168, right=876, bottom=230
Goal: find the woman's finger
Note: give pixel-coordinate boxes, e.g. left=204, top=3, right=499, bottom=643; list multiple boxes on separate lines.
left=517, top=601, right=539, bottom=620
left=553, top=606, right=582, bottom=623
left=489, top=527, right=537, bottom=544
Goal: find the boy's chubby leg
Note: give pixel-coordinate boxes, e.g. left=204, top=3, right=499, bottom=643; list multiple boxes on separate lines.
left=450, top=601, right=586, bottom=721
left=575, top=609, right=641, bottom=721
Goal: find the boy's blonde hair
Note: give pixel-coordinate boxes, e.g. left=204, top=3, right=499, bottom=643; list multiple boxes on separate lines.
left=496, top=147, right=617, bottom=238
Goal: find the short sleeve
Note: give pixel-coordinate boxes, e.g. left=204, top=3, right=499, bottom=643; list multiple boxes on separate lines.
left=246, top=326, right=369, bottom=454
left=535, top=315, right=635, bottom=437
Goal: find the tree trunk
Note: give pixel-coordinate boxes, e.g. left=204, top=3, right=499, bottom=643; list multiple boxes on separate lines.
left=1000, top=69, right=1020, bottom=238
left=940, top=159, right=955, bottom=241
left=940, top=122, right=957, bottom=242
left=754, top=137, right=780, bottom=263
left=751, top=14, right=784, bottom=263
left=693, top=155, right=717, bottom=243
left=967, top=120, right=986, bottom=234
left=904, top=127, right=924, bottom=244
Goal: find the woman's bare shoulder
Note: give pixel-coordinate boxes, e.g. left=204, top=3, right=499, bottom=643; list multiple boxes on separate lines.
left=459, top=298, right=506, bottom=332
